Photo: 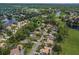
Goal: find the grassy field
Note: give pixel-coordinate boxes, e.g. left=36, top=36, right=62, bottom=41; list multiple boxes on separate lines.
left=61, top=28, right=79, bottom=55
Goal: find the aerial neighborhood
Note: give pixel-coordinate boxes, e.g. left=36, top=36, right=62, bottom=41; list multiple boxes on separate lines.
left=0, top=4, right=79, bottom=55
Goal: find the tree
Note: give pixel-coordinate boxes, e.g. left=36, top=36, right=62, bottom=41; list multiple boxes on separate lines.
left=15, top=30, right=27, bottom=41
left=56, top=23, right=68, bottom=42
left=45, top=13, right=57, bottom=25
left=53, top=44, right=62, bottom=55
left=5, top=29, right=12, bottom=36
left=0, top=20, right=3, bottom=32
left=30, top=17, right=42, bottom=28
left=0, top=47, right=10, bottom=55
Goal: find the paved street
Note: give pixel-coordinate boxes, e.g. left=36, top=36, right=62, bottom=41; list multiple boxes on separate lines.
left=28, top=35, right=43, bottom=55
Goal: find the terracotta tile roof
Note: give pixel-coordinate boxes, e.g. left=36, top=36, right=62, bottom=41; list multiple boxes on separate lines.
left=10, top=48, right=20, bottom=55
left=10, top=45, right=24, bottom=55
left=40, top=46, right=51, bottom=54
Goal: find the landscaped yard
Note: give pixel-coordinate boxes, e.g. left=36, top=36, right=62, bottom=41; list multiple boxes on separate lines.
left=61, top=28, right=79, bottom=55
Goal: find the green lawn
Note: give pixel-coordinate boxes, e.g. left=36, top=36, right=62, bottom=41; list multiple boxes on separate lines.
left=61, top=28, right=79, bottom=55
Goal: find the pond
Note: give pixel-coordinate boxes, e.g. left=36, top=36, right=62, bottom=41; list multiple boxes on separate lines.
left=67, top=24, right=79, bottom=30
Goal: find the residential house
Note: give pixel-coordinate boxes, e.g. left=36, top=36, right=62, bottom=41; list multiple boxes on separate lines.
left=10, top=44, right=24, bottom=55
left=40, top=46, right=52, bottom=55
